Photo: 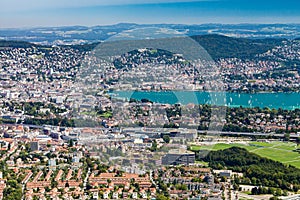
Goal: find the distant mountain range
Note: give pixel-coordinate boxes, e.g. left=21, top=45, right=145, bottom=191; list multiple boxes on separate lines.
left=0, top=23, right=299, bottom=45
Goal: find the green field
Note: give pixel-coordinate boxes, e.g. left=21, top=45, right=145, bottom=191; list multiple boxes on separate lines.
left=190, top=141, right=300, bottom=169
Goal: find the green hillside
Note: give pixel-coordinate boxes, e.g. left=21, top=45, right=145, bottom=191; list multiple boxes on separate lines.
left=0, top=35, right=286, bottom=60
left=191, top=141, right=300, bottom=169
left=201, top=147, right=300, bottom=192
left=191, top=34, right=284, bottom=60
left=0, top=40, right=40, bottom=48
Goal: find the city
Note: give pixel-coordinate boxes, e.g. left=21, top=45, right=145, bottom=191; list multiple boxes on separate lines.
left=0, top=0, right=300, bottom=200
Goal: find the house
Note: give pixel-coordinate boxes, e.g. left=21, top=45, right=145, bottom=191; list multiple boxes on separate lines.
left=132, top=192, right=138, bottom=199
left=103, top=191, right=110, bottom=199
left=112, top=192, right=119, bottom=199
left=141, top=190, right=147, bottom=199
left=92, top=192, right=98, bottom=200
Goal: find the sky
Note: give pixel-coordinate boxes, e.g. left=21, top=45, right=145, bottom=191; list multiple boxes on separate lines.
left=0, top=0, right=300, bottom=28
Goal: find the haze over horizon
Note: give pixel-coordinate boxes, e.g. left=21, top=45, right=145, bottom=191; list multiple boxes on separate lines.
left=1, top=0, right=300, bottom=28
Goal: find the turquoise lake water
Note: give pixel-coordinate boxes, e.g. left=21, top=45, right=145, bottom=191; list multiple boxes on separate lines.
left=111, top=91, right=300, bottom=110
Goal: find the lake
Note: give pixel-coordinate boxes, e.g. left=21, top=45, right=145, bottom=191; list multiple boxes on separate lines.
left=111, top=91, right=300, bottom=110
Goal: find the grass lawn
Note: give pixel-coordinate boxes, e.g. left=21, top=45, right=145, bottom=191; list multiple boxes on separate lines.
left=81, top=111, right=112, bottom=118
left=99, top=111, right=112, bottom=118
left=195, top=161, right=209, bottom=166
left=190, top=141, right=300, bottom=169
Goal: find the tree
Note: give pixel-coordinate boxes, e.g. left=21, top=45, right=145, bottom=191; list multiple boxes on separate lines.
left=201, top=147, right=300, bottom=192
left=156, top=194, right=169, bottom=200
left=251, top=187, right=258, bottom=195
left=150, top=140, right=157, bottom=152
left=220, top=176, right=227, bottom=182
left=45, top=186, right=51, bottom=192
left=3, top=180, right=22, bottom=200
left=283, top=133, right=290, bottom=141
left=7, top=180, right=18, bottom=188
left=69, top=139, right=74, bottom=147
left=163, top=135, right=170, bottom=143
left=275, top=188, right=282, bottom=196
left=233, top=183, right=239, bottom=190
left=86, top=183, right=93, bottom=190
left=51, top=180, right=58, bottom=188
left=296, top=137, right=300, bottom=145
left=269, top=197, right=280, bottom=200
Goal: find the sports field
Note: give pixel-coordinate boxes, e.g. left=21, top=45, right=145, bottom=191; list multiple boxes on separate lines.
left=190, top=141, right=300, bottom=169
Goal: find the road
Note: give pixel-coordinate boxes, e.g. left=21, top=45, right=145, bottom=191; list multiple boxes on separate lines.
left=2, top=123, right=299, bottom=139
left=83, top=167, right=91, bottom=190
left=198, top=130, right=299, bottom=138
left=280, top=194, right=300, bottom=200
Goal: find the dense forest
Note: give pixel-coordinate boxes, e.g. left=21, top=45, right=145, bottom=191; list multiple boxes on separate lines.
left=0, top=40, right=41, bottom=48
left=191, top=34, right=285, bottom=60
left=199, top=147, right=300, bottom=192
left=0, top=39, right=98, bottom=52
left=23, top=118, right=75, bottom=127
left=61, top=42, right=100, bottom=52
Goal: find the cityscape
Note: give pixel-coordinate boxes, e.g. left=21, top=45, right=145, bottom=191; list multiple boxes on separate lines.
left=0, top=0, right=300, bottom=200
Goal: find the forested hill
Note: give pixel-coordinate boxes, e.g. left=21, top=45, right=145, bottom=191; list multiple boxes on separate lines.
left=191, top=34, right=285, bottom=60
left=0, top=40, right=41, bottom=48
left=0, top=40, right=100, bottom=52
left=61, top=42, right=100, bottom=52
left=201, top=147, right=300, bottom=192
left=0, top=34, right=287, bottom=60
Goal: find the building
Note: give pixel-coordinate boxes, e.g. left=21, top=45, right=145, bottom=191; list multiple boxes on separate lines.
left=72, top=156, right=80, bottom=163
left=213, top=170, right=232, bottom=178
left=162, top=149, right=195, bottom=165
left=92, top=192, right=99, bottom=200
left=30, top=141, right=39, bottom=151
left=48, top=159, right=56, bottom=167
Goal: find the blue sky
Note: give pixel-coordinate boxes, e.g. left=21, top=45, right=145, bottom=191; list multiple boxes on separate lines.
left=0, top=0, right=299, bottom=28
